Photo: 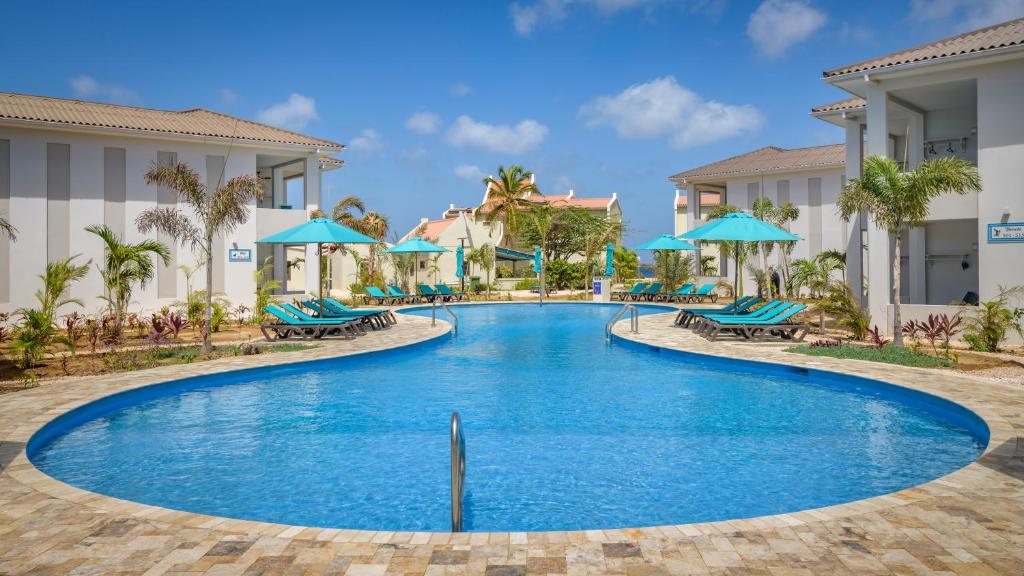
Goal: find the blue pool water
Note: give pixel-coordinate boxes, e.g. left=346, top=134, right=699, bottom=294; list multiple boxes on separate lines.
left=29, top=303, right=987, bottom=532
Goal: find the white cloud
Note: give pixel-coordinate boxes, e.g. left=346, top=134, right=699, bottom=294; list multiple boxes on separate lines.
left=450, top=83, right=473, bottom=96
left=349, top=129, right=385, bottom=155
left=509, top=0, right=661, bottom=36
left=454, top=164, right=486, bottom=181
left=446, top=116, right=549, bottom=154
left=579, top=76, right=764, bottom=148
left=910, top=0, right=1024, bottom=31
left=218, top=88, right=238, bottom=105
left=256, top=93, right=318, bottom=130
left=68, top=75, right=140, bottom=105
left=747, top=0, right=827, bottom=58
left=406, top=111, right=442, bottom=134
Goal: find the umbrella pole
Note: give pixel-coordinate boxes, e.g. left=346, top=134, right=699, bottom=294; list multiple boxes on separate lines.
left=319, top=242, right=324, bottom=304
left=733, top=242, right=739, bottom=301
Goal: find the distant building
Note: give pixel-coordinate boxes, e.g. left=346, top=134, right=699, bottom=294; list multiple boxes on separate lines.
left=670, top=144, right=846, bottom=281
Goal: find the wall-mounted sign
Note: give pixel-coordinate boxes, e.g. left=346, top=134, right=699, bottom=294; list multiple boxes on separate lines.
left=988, top=222, right=1024, bottom=243
left=593, top=281, right=602, bottom=295
left=228, top=248, right=252, bottom=262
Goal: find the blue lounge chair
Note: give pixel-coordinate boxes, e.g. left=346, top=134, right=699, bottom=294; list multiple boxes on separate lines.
left=674, top=296, right=761, bottom=326
left=300, top=299, right=391, bottom=329
left=657, top=283, right=694, bottom=302
left=632, top=282, right=663, bottom=302
left=680, top=283, right=718, bottom=303
left=279, top=303, right=370, bottom=335
left=689, top=300, right=789, bottom=331
left=435, top=284, right=467, bottom=301
left=364, top=286, right=398, bottom=305
left=260, top=305, right=360, bottom=341
left=387, top=285, right=418, bottom=304
left=700, top=303, right=809, bottom=341
left=613, top=282, right=647, bottom=301
left=417, top=284, right=443, bottom=302
left=321, top=297, right=397, bottom=325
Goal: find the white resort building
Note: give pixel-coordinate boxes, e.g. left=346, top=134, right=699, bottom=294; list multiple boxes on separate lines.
left=0, top=92, right=342, bottom=314
left=673, top=17, right=1024, bottom=337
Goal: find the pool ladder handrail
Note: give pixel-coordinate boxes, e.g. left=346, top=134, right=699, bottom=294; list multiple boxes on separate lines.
left=451, top=411, right=466, bottom=532
left=605, top=303, right=638, bottom=340
left=432, top=298, right=458, bottom=336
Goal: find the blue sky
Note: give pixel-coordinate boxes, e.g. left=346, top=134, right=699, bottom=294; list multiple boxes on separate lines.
left=3, top=0, right=1022, bottom=246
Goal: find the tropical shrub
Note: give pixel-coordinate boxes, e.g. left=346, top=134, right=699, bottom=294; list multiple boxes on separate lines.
left=818, top=283, right=871, bottom=341
left=495, top=265, right=514, bottom=278
left=514, top=277, right=539, bottom=291
left=962, top=287, right=1024, bottom=352
left=866, top=325, right=890, bottom=350
left=545, top=259, right=586, bottom=290
left=903, top=313, right=962, bottom=360
left=10, top=256, right=89, bottom=368
left=87, top=224, right=170, bottom=339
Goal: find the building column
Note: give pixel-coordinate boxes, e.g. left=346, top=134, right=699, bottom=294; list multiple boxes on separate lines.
left=909, top=227, right=927, bottom=303
left=865, top=83, right=894, bottom=333
left=844, top=118, right=865, bottom=307
left=686, top=184, right=702, bottom=275
left=304, top=156, right=321, bottom=295
left=904, top=104, right=927, bottom=306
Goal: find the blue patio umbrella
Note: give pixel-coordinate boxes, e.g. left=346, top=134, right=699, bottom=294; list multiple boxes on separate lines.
left=604, top=242, right=615, bottom=277
left=257, top=217, right=379, bottom=302
left=385, top=237, right=448, bottom=284
left=633, top=234, right=698, bottom=286
left=678, top=212, right=800, bottom=297
left=455, top=245, right=464, bottom=279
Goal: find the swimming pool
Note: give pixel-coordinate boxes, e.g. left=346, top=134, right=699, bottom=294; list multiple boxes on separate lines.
left=28, top=303, right=987, bottom=532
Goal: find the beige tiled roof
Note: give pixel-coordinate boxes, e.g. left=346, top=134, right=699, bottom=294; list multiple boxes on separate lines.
left=824, top=17, right=1024, bottom=78
left=810, top=97, right=866, bottom=114
left=0, top=92, right=342, bottom=149
left=670, top=144, right=845, bottom=182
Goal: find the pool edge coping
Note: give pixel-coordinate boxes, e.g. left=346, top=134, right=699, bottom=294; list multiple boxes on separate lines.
left=0, top=303, right=1018, bottom=544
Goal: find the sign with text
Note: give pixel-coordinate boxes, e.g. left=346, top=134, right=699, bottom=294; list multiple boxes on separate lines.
left=988, top=222, right=1024, bottom=243
left=228, top=248, right=252, bottom=262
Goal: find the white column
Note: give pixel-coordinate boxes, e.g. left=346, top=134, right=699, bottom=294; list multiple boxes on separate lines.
left=271, top=165, right=286, bottom=288
left=304, top=156, right=321, bottom=296
left=865, top=84, right=893, bottom=333
left=687, top=184, right=702, bottom=275
left=909, top=227, right=926, bottom=303
left=844, top=118, right=865, bottom=307
left=905, top=107, right=927, bottom=305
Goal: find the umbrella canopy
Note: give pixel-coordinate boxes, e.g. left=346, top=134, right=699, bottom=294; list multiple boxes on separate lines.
left=455, top=246, right=464, bottom=279
left=634, top=234, right=699, bottom=251
left=384, top=237, right=448, bottom=254
left=677, top=212, right=800, bottom=298
left=677, top=212, right=799, bottom=242
left=256, top=217, right=379, bottom=303
left=256, top=217, right=379, bottom=245
left=604, top=243, right=615, bottom=277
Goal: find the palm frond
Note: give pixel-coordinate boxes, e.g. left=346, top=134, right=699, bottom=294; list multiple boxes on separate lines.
left=135, top=207, right=204, bottom=252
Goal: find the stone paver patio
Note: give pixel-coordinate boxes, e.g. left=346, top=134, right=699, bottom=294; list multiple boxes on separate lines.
left=0, top=306, right=1022, bottom=575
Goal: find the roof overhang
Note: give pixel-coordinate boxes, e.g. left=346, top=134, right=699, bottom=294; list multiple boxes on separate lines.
left=0, top=117, right=343, bottom=155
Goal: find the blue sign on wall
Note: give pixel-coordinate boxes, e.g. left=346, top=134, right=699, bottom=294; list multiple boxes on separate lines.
left=988, top=222, right=1024, bottom=243
left=593, top=281, right=602, bottom=295
left=228, top=248, right=252, bottom=262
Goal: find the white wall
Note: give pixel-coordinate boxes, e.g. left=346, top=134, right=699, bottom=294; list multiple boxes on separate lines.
left=0, top=124, right=319, bottom=317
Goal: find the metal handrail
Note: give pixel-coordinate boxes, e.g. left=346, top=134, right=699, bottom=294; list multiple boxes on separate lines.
left=450, top=411, right=466, bottom=532
left=605, top=303, right=638, bottom=340
left=432, top=298, right=459, bottom=335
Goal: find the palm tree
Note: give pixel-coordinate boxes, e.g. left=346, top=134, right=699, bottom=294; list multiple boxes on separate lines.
left=138, top=162, right=263, bottom=352
left=467, top=244, right=496, bottom=300
left=769, top=202, right=800, bottom=296
left=839, top=155, right=981, bottom=346
left=11, top=255, right=90, bottom=368
left=518, top=203, right=566, bottom=297
left=789, top=254, right=843, bottom=334
left=0, top=214, right=17, bottom=241
left=476, top=165, right=539, bottom=240
left=87, top=224, right=171, bottom=338
left=330, top=196, right=389, bottom=285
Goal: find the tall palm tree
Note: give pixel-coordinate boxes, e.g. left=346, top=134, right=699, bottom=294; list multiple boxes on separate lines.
left=138, top=162, right=263, bottom=352
left=769, top=202, right=800, bottom=296
left=789, top=253, right=845, bottom=334
left=330, top=196, right=389, bottom=286
left=87, top=224, right=171, bottom=338
left=331, top=195, right=366, bottom=229
left=839, top=155, right=980, bottom=346
left=476, top=165, right=539, bottom=241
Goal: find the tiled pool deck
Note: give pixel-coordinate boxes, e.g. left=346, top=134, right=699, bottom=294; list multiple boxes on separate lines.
left=0, top=307, right=1022, bottom=575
